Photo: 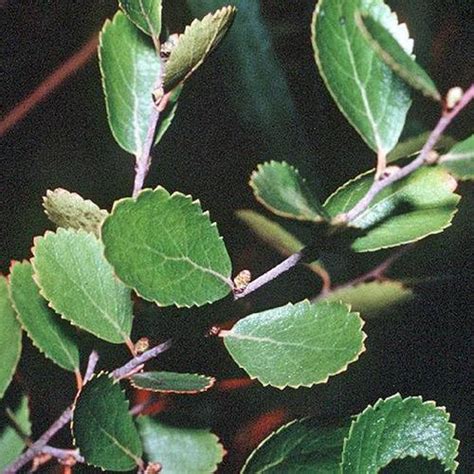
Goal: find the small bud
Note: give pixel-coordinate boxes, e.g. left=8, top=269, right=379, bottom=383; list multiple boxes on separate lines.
left=233, top=269, right=251, bottom=293
left=425, top=150, right=440, bottom=164
left=134, top=337, right=150, bottom=354
left=207, top=326, right=221, bottom=337
left=378, top=165, right=401, bottom=180
left=145, top=462, right=162, bottom=474
left=445, top=87, right=463, bottom=110
left=160, top=33, right=180, bottom=62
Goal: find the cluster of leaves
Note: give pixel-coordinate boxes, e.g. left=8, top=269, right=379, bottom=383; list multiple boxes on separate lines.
left=1, top=0, right=472, bottom=472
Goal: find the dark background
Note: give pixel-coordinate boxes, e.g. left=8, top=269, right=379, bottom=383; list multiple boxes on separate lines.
left=1, top=0, right=473, bottom=472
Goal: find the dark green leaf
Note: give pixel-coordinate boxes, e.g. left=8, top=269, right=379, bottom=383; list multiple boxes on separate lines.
left=119, top=0, right=162, bottom=38
left=73, top=374, right=142, bottom=471
left=9, top=261, right=80, bottom=372
left=137, top=416, right=224, bottom=473
left=224, top=300, right=366, bottom=389
left=250, top=161, right=328, bottom=221
left=438, top=134, right=474, bottom=181
left=324, top=167, right=460, bottom=252
left=356, top=12, right=440, bottom=101
left=0, top=276, right=22, bottom=399
left=242, top=418, right=350, bottom=474
left=131, top=371, right=215, bottom=393
left=0, top=396, right=31, bottom=470
left=341, top=394, right=459, bottom=473
left=99, top=11, right=161, bottom=155
left=32, top=228, right=133, bottom=344
left=102, top=187, right=232, bottom=307
left=163, top=6, right=236, bottom=92
left=312, top=0, right=412, bottom=153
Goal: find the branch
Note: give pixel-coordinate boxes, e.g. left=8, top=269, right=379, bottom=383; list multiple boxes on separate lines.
left=342, top=84, right=474, bottom=223
left=0, top=33, right=98, bottom=137
left=40, top=446, right=84, bottom=465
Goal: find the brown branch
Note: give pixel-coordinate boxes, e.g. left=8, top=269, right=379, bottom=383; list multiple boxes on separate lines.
left=0, top=33, right=98, bottom=137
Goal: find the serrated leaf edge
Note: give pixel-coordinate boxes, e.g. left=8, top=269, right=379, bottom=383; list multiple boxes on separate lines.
left=102, top=186, right=233, bottom=309
left=118, top=0, right=162, bottom=38
left=341, top=393, right=459, bottom=472
left=225, top=300, right=367, bottom=390
left=130, top=372, right=216, bottom=394
left=249, top=161, right=328, bottom=222
left=8, top=260, right=80, bottom=372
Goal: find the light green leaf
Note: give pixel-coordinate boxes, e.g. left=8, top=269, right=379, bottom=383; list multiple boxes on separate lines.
left=102, top=186, right=232, bottom=307
left=0, top=276, right=22, bottom=399
left=341, top=394, right=459, bottom=473
left=119, top=0, right=162, bottom=38
left=356, top=12, right=440, bottom=101
left=439, top=134, right=474, bottom=181
left=242, top=418, right=350, bottom=474
left=32, top=228, right=133, bottom=344
left=312, top=0, right=412, bottom=153
left=324, top=167, right=460, bottom=252
left=99, top=11, right=161, bottom=155
left=250, top=161, right=328, bottom=221
left=43, top=188, right=108, bottom=238
left=131, top=372, right=215, bottom=393
left=0, top=396, right=31, bottom=470
left=72, top=374, right=143, bottom=471
left=9, top=261, right=80, bottom=372
left=163, top=6, right=236, bottom=92
left=224, top=300, right=366, bottom=389
left=322, top=280, right=413, bottom=319
left=137, top=416, right=225, bottom=473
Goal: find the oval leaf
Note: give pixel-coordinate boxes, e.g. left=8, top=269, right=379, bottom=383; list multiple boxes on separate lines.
left=0, top=396, right=31, bottom=471
left=119, top=0, right=162, bottom=38
left=72, top=374, right=142, bottom=471
left=324, top=167, right=460, bottom=252
left=224, top=300, right=366, bottom=389
left=439, top=134, right=474, bottom=181
left=102, top=187, right=232, bottom=307
left=32, top=228, right=133, bottom=344
left=312, top=0, right=412, bottom=153
left=43, top=188, right=108, bottom=238
left=163, top=6, right=236, bottom=92
left=341, top=394, right=459, bottom=473
left=356, top=12, right=440, bottom=101
left=137, top=416, right=225, bottom=473
left=242, top=418, right=349, bottom=474
left=322, top=280, right=413, bottom=319
left=9, top=261, right=80, bottom=372
left=0, top=276, right=22, bottom=399
left=99, top=11, right=161, bottom=155
left=131, top=371, right=215, bottom=394
left=250, top=161, right=328, bottom=221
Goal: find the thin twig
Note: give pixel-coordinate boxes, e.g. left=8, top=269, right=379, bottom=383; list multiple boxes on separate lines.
left=84, top=350, right=99, bottom=383
left=41, top=446, right=84, bottom=464
left=342, top=84, right=474, bottom=223
left=0, top=33, right=98, bottom=136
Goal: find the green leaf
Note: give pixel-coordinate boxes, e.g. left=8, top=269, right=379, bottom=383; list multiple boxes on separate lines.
left=250, top=161, right=328, bottom=221
left=137, top=416, right=224, bottom=473
left=9, top=261, right=80, bottom=372
left=72, top=374, right=142, bottom=471
left=32, top=228, right=133, bottom=344
left=102, top=186, right=232, bottom=307
left=224, top=300, right=366, bottom=389
left=341, top=394, right=459, bottom=473
left=242, top=418, right=350, bottom=474
left=163, top=6, right=236, bottom=92
left=439, top=134, right=474, bottom=181
left=322, top=280, right=413, bottom=319
left=119, top=0, right=162, bottom=38
left=324, top=167, right=460, bottom=252
left=131, top=371, right=215, bottom=393
left=43, top=188, right=108, bottom=238
left=0, top=276, right=22, bottom=399
left=0, top=396, right=31, bottom=470
left=312, top=0, right=412, bottom=153
left=154, top=85, right=182, bottom=146
left=356, top=12, right=440, bottom=101
left=99, top=11, right=161, bottom=155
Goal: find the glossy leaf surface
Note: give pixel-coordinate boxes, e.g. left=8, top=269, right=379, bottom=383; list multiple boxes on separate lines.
left=102, top=187, right=232, bottom=307
left=131, top=371, right=215, bottom=393
left=32, top=228, right=133, bottom=344
left=224, top=300, right=365, bottom=389
left=9, top=261, right=80, bottom=371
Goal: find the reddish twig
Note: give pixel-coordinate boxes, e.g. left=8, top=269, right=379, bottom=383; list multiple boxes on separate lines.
left=0, top=33, right=98, bottom=136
